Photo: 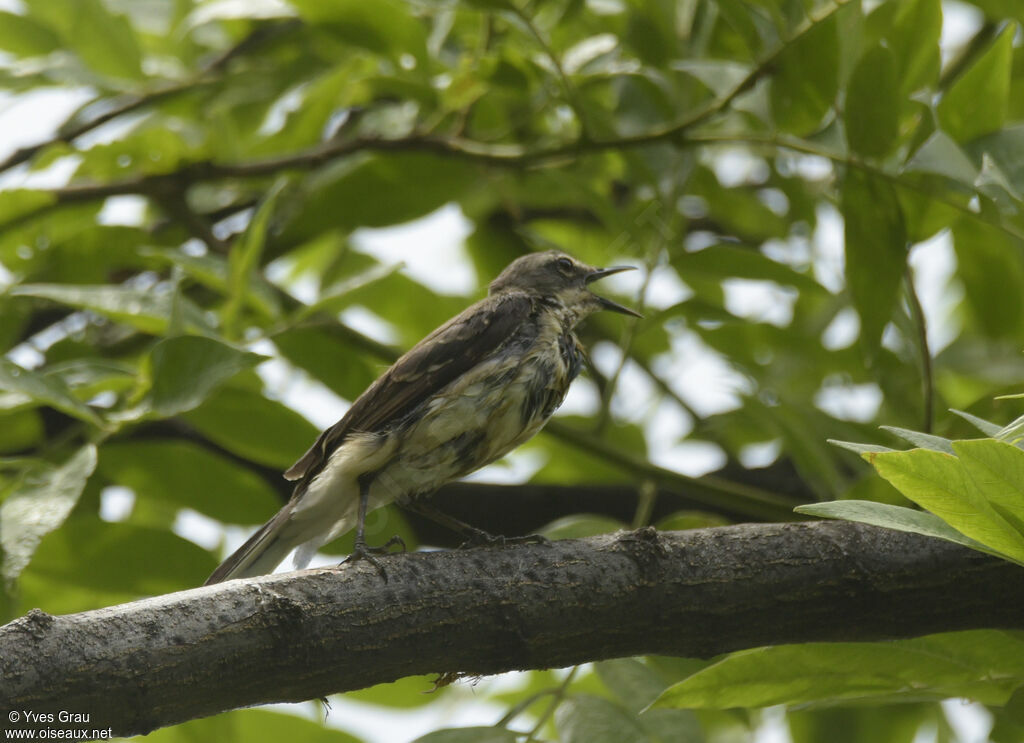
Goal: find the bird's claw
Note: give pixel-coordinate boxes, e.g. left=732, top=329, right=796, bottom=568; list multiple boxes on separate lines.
left=341, top=535, right=406, bottom=581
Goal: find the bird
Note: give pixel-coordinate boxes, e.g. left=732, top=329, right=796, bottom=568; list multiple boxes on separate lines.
left=204, top=250, right=640, bottom=584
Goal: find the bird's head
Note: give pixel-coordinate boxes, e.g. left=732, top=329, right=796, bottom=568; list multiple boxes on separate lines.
left=489, top=250, right=641, bottom=322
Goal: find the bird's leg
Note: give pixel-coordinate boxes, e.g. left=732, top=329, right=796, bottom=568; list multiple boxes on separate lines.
left=342, top=474, right=405, bottom=580
left=404, top=499, right=548, bottom=550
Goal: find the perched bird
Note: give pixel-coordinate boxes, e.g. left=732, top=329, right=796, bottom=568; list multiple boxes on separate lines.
left=205, top=250, right=639, bottom=584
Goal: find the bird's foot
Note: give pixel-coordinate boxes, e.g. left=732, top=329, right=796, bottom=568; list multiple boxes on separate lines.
left=458, top=529, right=550, bottom=550
left=341, top=535, right=406, bottom=581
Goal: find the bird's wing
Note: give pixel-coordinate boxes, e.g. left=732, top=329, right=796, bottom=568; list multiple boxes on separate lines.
left=283, top=291, right=534, bottom=482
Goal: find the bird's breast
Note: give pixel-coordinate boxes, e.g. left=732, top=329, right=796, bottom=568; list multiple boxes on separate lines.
left=371, top=318, right=579, bottom=500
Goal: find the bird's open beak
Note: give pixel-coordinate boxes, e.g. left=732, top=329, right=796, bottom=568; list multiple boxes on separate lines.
left=585, top=266, right=643, bottom=318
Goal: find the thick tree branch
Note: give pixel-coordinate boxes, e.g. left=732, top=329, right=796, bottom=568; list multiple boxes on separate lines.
left=3, top=521, right=1023, bottom=737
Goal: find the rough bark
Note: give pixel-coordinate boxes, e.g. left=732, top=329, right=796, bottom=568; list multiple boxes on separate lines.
left=3, top=521, right=1023, bottom=737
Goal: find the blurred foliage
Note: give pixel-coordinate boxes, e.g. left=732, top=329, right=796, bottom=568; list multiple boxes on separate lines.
left=1, top=0, right=1024, bottom=740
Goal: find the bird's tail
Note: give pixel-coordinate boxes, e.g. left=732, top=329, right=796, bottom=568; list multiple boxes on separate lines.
left=204, top=505, right=298, bottom=585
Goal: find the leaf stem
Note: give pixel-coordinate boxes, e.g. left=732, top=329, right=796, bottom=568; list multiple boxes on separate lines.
left=508, top=3, right=592, bottom=141
left=525, top=666, right=578, bottom=742
left=904, top=265, right=934, bottom=434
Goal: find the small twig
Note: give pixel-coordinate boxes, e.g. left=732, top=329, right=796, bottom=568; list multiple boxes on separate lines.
left=595, top=180, right=681, bottom=434
left=203, top=19, right=302, bottom=74
left=0, top=20, right=302, bottom=177
left=155, top=190, right=230, bottom=254
left=594, top=254, right=653, bottom=434
left=904, top=265, right=934, bottom=434
left=494, top=688, right=558, bottom=728
left=508, top=4, right=592, bottom=141
left=544, top=419, right=799, bottom=520
left=525, top=666, right=579, bottom=742
left=631, top=479, right=658, bottom=529
left=631, top=354, right=702, bottom=422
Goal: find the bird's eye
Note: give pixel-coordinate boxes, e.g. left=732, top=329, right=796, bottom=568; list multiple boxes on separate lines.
left=556, top=256, right=574, bottom=273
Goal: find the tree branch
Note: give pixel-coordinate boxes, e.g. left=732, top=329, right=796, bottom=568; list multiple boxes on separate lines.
left=2, top=2, right=854, bottom=232
left=544, top=420, right=799, bottom=520
left=3, top=521, right=1023, bottom=737
left=0, top=20, right=303, bottom=177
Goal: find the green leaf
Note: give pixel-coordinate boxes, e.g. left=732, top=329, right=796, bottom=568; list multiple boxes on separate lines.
left=769, top=14, right=839, bottom=135
left=97, top=440, right=280, bottom=524
left=289, top=0, right=428, bottom=63
left=410, top=728, right=519, bottom=743
left=879, top=426, right=954, bottom=454
left=0, top=410, right=43, bottom=454
left=556, top=694, right=651, bottom=743
left=10, top=284, right=212, bottom=335
left=50, top=0, right=144, bottom=80
left=344, top=675, right=448, bottom=709
left=0, top=358, right=105, bottom=428
left=788, top=705, right=938, bottom=743
left=937, top=23, right=1015, bottom=143
left=223, top=180, right=287, bottom=337
left=966, top=125, right=1024, bottom=198
left=1, top=445, right=97, bottom=585
left=654, top=510, right=731, bottom=531
left=794, top=500, right=997, bottom=557
left=868, top=447, right=1024, bottom=562
left=951, top=218, right=1024, bottom=339
left=882, top=0, right=941, bottom=96
left=950, top=409, right=1003, bottom=437
left=672, top=244, right=822, bottom=293
left=329, top=271, right=465, bottom=348
left=828, top=440, right=895, bottom=455
left=905, top=132, right=979, bottom=185
left=141, top=708, right=361, bottom=743
left=651, top=631, right=1024, bottom=709
left=291, top=262, right=405, bottom=322
left=0, top=11, right=61, bottom=57
left=682, top=169, right=793, bottom=242
left=74, top=127, right=200, bottom=179
left=22, top=514, right=214, bottom=601
left=952, top=439, right=1024, bottom=533
left=998, top=414, right=1024, bottom=444
left=272, top=326, right=380, bottom=401
left=182, top=385, right=320, bottom=470
left=44, top=359, right=137, bottom=400
left=596, top=659, right=670, bottom=714
left=975, top=150, right=1024, bottom=210
left=145, top=336, right=266, bottom=418
left=840, top=170, right=906, bottom=358
left=139, top=247, right=281, bottom=321
left=0, top=190, right=56, bottom=227
left=540, top=514, right=626, bottom=540
left=278, top=153, right=477, bottom=245
left=895, top=173, right=964, bottom=244
left=845, top=44, right=899, bottom=158
left=671, top=60, right=752, bottom=97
